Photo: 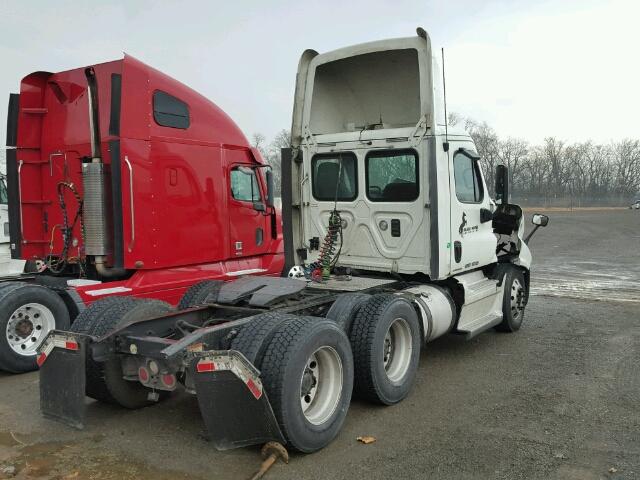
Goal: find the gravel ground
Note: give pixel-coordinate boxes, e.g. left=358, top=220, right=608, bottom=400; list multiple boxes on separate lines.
left=0, top=210, right=638, bottom=479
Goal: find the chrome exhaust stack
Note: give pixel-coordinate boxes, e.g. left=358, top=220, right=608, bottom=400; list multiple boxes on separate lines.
left=82, top=68, right=125, bottom=277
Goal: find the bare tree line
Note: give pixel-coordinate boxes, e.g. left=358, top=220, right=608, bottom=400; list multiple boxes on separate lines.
left=449, top=114, right=640, bottom=206
left=254, top=120, right=640, bottom=206
left=252, top=130, right=289, bottom=196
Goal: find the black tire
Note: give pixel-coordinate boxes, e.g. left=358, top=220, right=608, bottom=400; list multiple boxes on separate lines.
left=495, top=268, right=527, bottom=332
left=325, top=293, right=371, bottom=334
left=260, top=316, right=354, bottom=453
left=70, top=296, right=136, bottom=335
left=350, top=294, right=421, bottom=405
left=177, top=280, right=223, bottom=310
left=76, top=297, right=172, bottom=408
left=230, top=312, right=296, bottom=364
left=0, top=282, right=70, bottom=373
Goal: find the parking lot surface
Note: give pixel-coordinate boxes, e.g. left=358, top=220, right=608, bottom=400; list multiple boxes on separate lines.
left=0, top=210, right=638, bottom=479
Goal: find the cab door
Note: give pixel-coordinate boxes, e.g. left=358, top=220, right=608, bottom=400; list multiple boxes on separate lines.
left=227, top=162, right=269, bottom=259
left=449, top=147, right=497, bottom=273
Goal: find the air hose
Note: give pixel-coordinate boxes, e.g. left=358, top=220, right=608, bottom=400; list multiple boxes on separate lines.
left=46, top=182, right=85, bottom=274
left=306, top=209, right=342, bottom=281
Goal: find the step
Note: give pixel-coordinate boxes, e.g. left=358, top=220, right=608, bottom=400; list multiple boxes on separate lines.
left=456, top=273, right=499, bottom=304
left=457, top=313, right=502, bottom=339
left=454, top=271, right=503, bottom=338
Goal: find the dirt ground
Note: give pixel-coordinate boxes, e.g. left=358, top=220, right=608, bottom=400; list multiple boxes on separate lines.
left=0, top=210, right=638, bottom=480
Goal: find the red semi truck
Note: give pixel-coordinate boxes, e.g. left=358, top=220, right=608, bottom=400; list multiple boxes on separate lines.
left=2, top=55, right=284, bottom=373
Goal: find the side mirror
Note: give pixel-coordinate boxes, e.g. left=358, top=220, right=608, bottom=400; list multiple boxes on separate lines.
left=480, top=208, right=493, bottom=223
left=265, top=169, right=274, bottom=208
left=531, top=214, right=549, bottom=227
left=253, top=201, right=266, bottom=212
left=495, top=164, right=509, bottom=205
left=524, top=213, right=549, bottom=244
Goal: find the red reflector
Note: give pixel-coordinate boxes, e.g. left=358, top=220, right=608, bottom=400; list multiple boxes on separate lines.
left=197, top=361, right=215, bottom=373
left=65, top=341, right=79, bottom=351
left=138, top=367, right=149, bottom=383
left=246, top=378, right=262, bottom=400
left=161, top=374, right=175, bottom=387
left=36, top=352, right=47, bottom=367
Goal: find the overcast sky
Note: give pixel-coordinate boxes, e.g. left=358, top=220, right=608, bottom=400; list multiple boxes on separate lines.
left=1, top=0, right=638, bottom=146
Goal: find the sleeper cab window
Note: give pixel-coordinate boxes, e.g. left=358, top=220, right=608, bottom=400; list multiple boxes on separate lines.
left=453, top=151, right=483, bottom=203
left=311, top=153, right=358, bottom=202
left=230, top=167, right=261, bottom=202
left=153, top=91, right=190, bottom=129
left=366, top=150, right=419, bottom=202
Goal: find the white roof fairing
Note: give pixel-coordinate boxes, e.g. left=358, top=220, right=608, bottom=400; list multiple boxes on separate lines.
left=291, top=32, right=437, bottom=147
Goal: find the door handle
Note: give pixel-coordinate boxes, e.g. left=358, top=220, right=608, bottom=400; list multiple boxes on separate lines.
left=124, top=156, right=135, bottom=252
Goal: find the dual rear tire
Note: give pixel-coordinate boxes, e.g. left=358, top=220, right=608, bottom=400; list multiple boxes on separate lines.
left=231, top=293, right=422, bottom=452
left=349, top=294, right=421, bottom=405
left=232, top=314, right=353, bottom=453
left=70, top=297, right=173, bottom=408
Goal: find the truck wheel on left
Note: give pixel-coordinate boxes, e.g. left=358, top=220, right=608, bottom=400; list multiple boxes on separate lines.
left=0, top=282, right=70, bottom=373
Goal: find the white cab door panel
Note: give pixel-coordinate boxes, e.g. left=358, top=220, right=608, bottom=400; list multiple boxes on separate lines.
left=448, top=146, right=497, bottom=274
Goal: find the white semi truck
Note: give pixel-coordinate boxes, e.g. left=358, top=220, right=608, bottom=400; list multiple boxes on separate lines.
left=38, top=29, right=548, bottom=453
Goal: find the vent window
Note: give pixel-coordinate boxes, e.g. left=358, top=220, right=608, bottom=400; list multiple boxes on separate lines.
left=153, top=91, right=190, bottom=129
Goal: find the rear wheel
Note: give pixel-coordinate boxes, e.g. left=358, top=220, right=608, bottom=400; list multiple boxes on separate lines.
left=495, top=268, right=527, bottom=332
left=350, top=294, right=421, bottom=405
left=259, top=316, right=353, bottom=453
left=325, top=293, right=371, bottom=334
left=73, top=297, right=172, bottom=408
left=230, top=312, right=296, bottom=364
left=0, top=283, right=70, bottom=373
left=177, top=280, right=223, bottom=310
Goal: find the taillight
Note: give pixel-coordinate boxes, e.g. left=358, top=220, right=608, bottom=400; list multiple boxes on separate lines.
left=138, top=366, right=150, bottom=383
left=161, top=374, right=176, bottom=389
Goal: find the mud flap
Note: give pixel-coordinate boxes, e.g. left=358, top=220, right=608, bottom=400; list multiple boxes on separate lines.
left=191, top=351, right=285, bottom=450
left=38, top=332, right=90, bottom=429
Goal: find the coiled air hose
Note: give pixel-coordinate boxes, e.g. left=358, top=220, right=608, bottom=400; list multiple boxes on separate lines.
left=46, top=182, right=85, bottom=274
left=306, top=209, right=343, bottom=281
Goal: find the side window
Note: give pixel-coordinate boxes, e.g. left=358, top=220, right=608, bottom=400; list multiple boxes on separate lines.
left=153, top=91, right=190, bottom=129
left=230, top=167, right=260, bottom=202
left=311, top=153, right=358, bottom=201
left=0, top=178, right=7, bottom=205
left=366, top=150, right=419, bottom=202
left=453, top=152, right=483, bottom=203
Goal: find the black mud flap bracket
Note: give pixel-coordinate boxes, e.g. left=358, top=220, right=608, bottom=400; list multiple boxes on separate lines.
left=38, top=331, right=91, bottom=430
left=190, top=350, right=285, bottom=450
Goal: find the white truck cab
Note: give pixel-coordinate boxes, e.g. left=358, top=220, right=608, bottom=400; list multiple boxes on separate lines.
left=283, top=28, right=545, bottom=338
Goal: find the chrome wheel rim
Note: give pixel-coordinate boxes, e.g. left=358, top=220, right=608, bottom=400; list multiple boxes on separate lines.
left=383, top=318, right=413, bottom=383
left=300, top=346, right=343, bottom=425
left=6, top=303, right=56, bottom=356
left=510, top=278, right=526, bottom=319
